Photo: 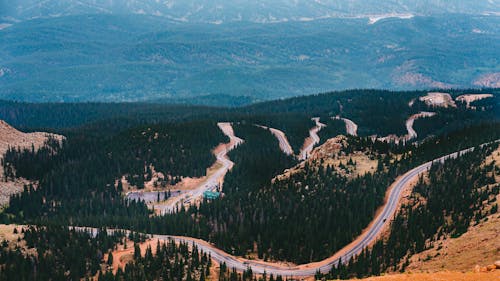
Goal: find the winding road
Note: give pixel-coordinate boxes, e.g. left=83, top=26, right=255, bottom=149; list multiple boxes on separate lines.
left=255, top=125, right=294, bottom=155
left=405, top=112, right=436, bottom=141
left=333, top=116, right=358, bottom=136
left=77, top=141, right=498, bottom=277
left=152, top=143, right=492, bottom=276
left=376, top=111, right=436, bottom=144
left=156, top=122, right=243, bottom=214
left=299, top=117, right=326, bottom=160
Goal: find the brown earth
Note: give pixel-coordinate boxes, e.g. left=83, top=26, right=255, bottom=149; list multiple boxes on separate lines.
left=419, top=92, right=456, bottom=108
left=455, top=94, right=494, bottom=109
left=0, top=224, right=24, bottom=243
left=276, top=136, right=378, bottom=182
left=404, top=213, right=500, bottom=273
left=106, top=237, right=221, bottom=281
left=0, top=224, right=36, bottom=257
left=0, top=120, right=64, bottom=206
left=106, top=238, right=161, bottom=274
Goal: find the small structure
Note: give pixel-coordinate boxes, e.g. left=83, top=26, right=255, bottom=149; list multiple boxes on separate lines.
left=203, top=191, right=220, bottom=200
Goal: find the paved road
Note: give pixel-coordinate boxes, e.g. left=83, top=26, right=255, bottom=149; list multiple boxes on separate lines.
left=299, top=117, right=326, bottom=160
left=152, top=143, right=493, bottom=276
left=255, top=125, right=294, bottom=155
left=158, top=122, right=243, bottom=214
left=77, top=141, right=498, bottom=277
left=333, top=116, right=358, bottom=136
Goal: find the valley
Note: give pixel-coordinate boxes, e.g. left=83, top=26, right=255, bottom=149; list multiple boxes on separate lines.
left=127, top=140, right=500, bottom=277
left=0, top=14, right=498, bottom=103
left=0, top=89, right=498, bottom=281
left=1, top=2, right=499, bottom=279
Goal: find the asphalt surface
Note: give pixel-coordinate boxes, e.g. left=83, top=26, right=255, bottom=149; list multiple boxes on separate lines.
left=152, top=144, right=491, bottom=276
left=76, top=140, right=499, bottom=278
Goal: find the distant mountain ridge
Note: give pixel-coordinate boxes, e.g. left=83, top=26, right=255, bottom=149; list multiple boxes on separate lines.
left=1, top=0, right=499, bottom=24
left=0, top=13, right=499, bottom=102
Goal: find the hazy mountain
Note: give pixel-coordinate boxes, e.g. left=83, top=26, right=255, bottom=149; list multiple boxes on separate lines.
left=1, top=0, right=499, bottom=25
left=0, top=14, right=498, bottom=102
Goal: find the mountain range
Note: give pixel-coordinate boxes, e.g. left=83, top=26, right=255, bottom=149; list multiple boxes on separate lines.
left=0, top=13, right=499, bottom=103
left=1, top=0, right=499, bottom=24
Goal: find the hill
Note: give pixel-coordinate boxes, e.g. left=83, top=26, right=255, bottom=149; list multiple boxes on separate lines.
left=0, top=120, right=64, bottom=206
left=1, top=0, right=498, bottom=24
left=0, top=90, right=498, bottom=280
left=0, top=14, right=499, bottom=102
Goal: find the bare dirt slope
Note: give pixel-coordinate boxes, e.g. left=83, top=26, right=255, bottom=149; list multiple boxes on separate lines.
left=405, top=213, right=500, bottom=273
left=419, top=92, right=456, bottom=108
left=455, top=94, right=494, bottom=109
left=0, top=120, right=64, bottom=206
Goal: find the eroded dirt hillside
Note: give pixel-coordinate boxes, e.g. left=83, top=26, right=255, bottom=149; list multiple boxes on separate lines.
left=0, top=120, right=64, bottom=206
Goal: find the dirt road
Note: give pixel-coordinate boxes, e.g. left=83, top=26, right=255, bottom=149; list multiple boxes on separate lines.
left=405, top=111, right=436, bottom=140
left=156, top=122, right=243, bottom=214
left=376, top=112, right=436, bottom=144
left=299, top=117, right=326, bottom=160
left=333, top=116, right=358, bottom=136
left=255, top=125, right=294, bottom=155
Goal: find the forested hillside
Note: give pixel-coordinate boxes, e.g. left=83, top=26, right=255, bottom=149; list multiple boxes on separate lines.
left=0, top=226, right=127, bottom=280
left=318, top=117, right=348, bottom=143
left=0, top=90, right=499, bottom=279
left=1, top=14, right=498, bottom=102
left=1, top=120, right=226, bottom=226
left=1, top=89, right=496, bottom=138
left=318, top=143, right=499, bottom=279
left=239, top=115, right=314, bottom=153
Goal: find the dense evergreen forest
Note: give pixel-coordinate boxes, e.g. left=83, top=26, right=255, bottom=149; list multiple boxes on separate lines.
left=412, top=95, right=498, bottom=140
left=0, top=226, right=127, bottom=280
left=317, top=144, right=499, bottom=279
left=2, top=121, right=500, bottom=264
left=2, top=120, right=226, bottom=225
left=0, top=225, right=235, bottom=281
left=146, top=123, right=299, bottom=254
left=153, top=123, right=500, bottom=264
left=1, top=89, right=496, bottom=136
left=318, top=117, right=347, bottom=144
left=0, top=89, right=499, bottom=279
left=240, top=114, right=315, bottom=152
left=98, top=239, right=213, bottom=281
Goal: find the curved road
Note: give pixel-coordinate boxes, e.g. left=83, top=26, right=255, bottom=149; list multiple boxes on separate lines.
left=78, top=141, right=498, bottom=277
left=152, top=143, right=494, bottom=276
left=405, top=112, right=436, bottom=141
left=255, top=125, right=294, bottom=155
left=158, top=122, right=243, bottom=214
left=299, top=117, right=326, bottom=160
left=332, top=116, right=358, bottom=136
left=376, top=112, right=436, bottom=144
